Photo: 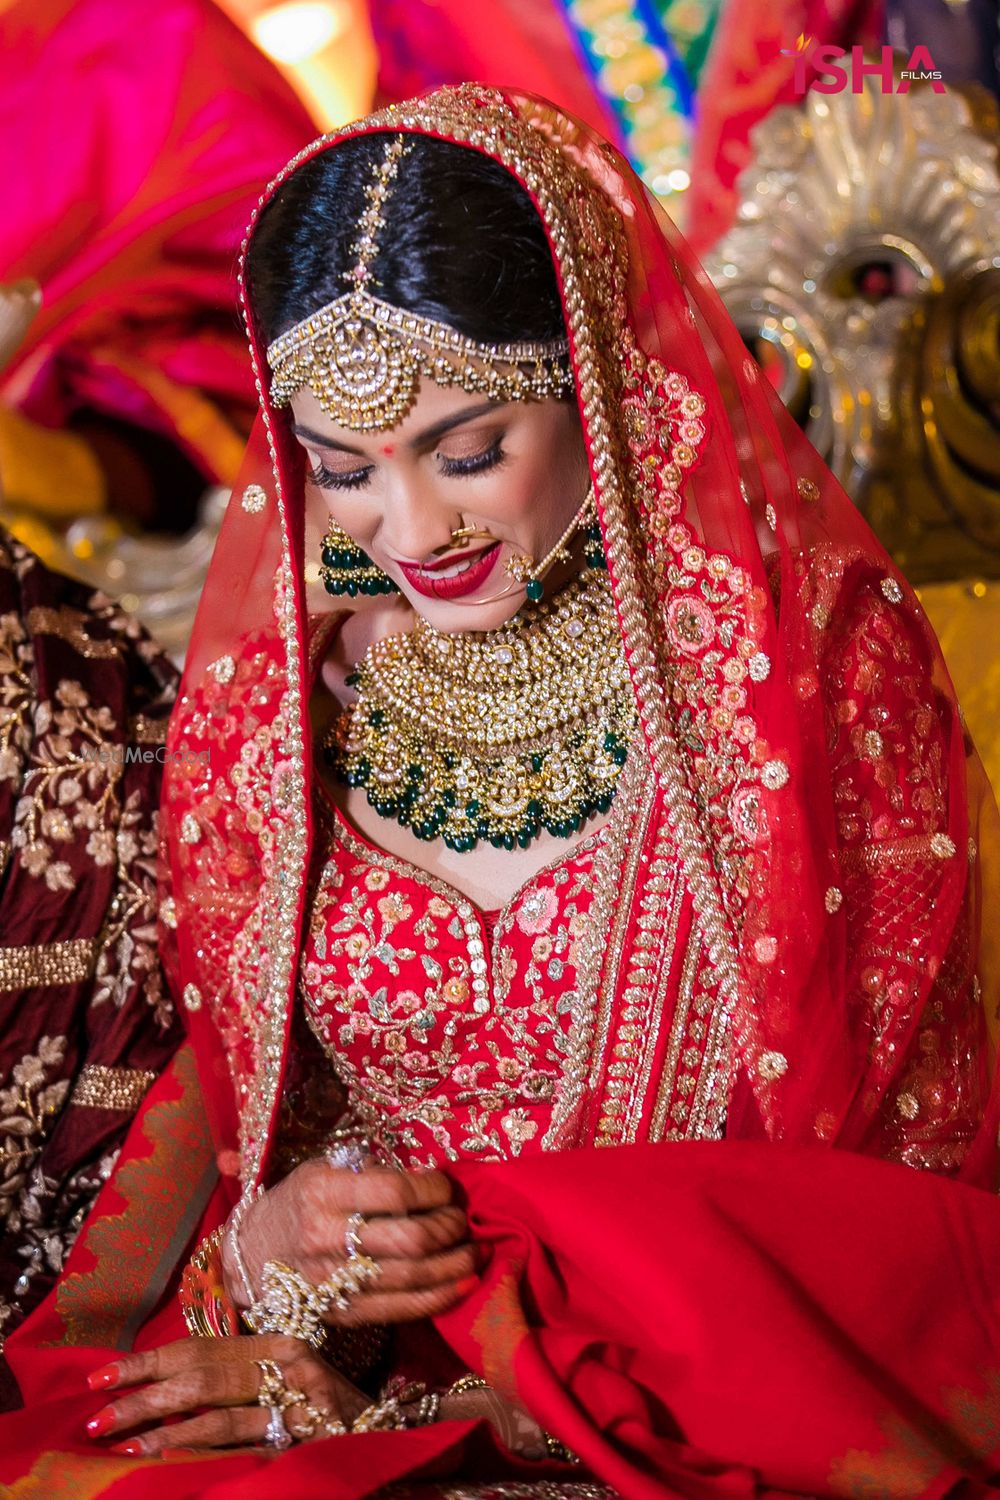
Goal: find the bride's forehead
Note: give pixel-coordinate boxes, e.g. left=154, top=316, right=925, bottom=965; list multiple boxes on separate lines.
left=289, top=382, right=509, bottom=447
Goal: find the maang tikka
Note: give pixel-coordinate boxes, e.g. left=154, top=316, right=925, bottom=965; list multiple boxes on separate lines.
left=266, top=133, right=574, bottom=431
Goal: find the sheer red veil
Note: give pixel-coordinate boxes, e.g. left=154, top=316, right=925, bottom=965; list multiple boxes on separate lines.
left=160, top=83, right=1000, bottom=1190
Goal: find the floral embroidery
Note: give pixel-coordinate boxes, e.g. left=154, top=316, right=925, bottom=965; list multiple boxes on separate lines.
left=9, top=682, right=125, bottom=892
left=0, top=1037, right=70, bottom=1238
left=0, top=1149, right=118, bottom=1351
left=299, top=816, right=603, bottom=1166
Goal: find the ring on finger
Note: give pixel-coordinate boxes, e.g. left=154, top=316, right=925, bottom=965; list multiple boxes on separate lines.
left=265, top=1405, right=293, bottom=1451
left=255, top=1358, right=291, bottom=1410
left=344, top=1212, right=365, bottom=1260
left=255, top=1358, right=308, bottom=1415
left=327, top=1140, right=368, bottom=1173
left=286, top=1397, right=348, bottom=1440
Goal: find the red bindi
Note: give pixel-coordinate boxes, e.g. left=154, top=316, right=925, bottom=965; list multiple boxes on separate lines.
left=381, top=443, right=395, bottom=456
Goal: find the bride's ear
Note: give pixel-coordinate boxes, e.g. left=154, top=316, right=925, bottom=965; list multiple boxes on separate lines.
left=0, top=278, right=42, bottom=373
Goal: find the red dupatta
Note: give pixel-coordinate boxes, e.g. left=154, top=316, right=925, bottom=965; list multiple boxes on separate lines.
left=4, top=84, right=1000, bottom=1499
left=161, top=82, right=1000, bottom=1184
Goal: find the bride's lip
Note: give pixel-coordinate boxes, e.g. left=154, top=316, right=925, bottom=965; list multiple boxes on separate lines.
left=400, top=545, right=489, bottom=574
left=398, top=543, right=502, bottom=600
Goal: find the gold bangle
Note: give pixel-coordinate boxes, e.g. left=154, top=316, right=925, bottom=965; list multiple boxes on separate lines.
left=179, top=1225, right=241, bottom=1338
left=443, top=1375, right=577, bottom=1464
left=446, top=1373, right=490, bottom=1397
left=543, top=1429, right=580, bottom=1465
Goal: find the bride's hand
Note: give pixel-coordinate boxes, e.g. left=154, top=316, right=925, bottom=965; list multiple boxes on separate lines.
left=84, top=1334, right=369, bottom=1455
left=224, top=1159, right=477, bottom=1325
left=440, top=1385, right=554, bottom=1462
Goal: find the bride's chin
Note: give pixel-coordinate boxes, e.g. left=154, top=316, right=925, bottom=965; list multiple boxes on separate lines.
left=407, top=593, right=525, bottom=635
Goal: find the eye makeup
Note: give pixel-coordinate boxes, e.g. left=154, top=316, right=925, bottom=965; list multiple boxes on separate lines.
left=307, top=435, right=507, bottom=492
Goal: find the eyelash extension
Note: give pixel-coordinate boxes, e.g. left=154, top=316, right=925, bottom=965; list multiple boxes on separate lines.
left=309, top=460, right=374, bottom=492
left=439, top=438, right=506, bottom=477
left=308, top=438, right=506, bottom=492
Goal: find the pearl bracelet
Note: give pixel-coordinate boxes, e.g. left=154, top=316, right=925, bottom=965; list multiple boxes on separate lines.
left=224, top=1184, right=263, bottom=1308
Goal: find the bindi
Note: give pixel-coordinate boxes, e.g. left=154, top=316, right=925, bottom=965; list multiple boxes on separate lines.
left=381, top=443, right=395, bottom=456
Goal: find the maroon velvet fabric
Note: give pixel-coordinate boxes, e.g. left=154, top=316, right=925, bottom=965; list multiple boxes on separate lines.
left=0, top=527, right=181, bottom=1406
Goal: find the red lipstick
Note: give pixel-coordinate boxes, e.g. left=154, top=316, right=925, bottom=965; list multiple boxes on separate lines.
left=398, top=543, right=501, bottom=600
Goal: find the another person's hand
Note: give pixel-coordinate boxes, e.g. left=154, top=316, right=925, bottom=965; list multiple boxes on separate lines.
left=84, top=1335, right=369, bottom=1455
left=224, top=1159, right=476, bottom=1325
left=441, top=1384, right=552, bottom=1461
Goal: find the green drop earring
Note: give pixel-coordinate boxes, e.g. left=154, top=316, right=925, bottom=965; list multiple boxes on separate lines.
left=320, top=519, right=399, bottom=598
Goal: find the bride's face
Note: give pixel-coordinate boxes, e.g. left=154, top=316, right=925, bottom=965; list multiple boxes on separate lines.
left=291, top=378, right=591, bottom=633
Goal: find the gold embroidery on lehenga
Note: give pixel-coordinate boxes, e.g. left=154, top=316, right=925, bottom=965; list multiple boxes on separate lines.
left=5, top=676, right=146, bottom=900
left=4, top=1451, right=191, bottom=1500
left=23, top=606, right=120, bottom=659
left=1, top=1036, right=70, bottom=1237
left=0, top=939, right=95, bottom=991
left=470, top=1268, right=529, bottom=1403
left=378, top=1484, right=617, bottom=1499
left=650, top=924, right=700, bottom=1140
left=544, top=751, right=652, bottom=1149
left=70, top=1065, right=158, bottom=1112
left=829, top=1367, right=1000, bottom=1498
left=127, top=713, right=169, bottom=745
left=626, top=863, right=686, bottom=1140
left=840, top=832, right=959, bottom=875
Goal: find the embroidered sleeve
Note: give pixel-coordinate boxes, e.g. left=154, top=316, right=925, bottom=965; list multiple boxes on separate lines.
left=818, top=563, right=984, bottom=1173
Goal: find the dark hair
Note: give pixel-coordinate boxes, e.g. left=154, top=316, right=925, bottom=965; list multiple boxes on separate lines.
left=247, top=134, right=566, bottom=347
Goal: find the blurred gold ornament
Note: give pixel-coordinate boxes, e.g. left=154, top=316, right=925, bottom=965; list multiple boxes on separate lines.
left=0, top=279, right=41, bottom=375
left=706, top=58, right=1000, bottom=583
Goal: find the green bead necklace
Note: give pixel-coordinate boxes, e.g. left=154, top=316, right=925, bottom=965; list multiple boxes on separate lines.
left=321, top=569, right=635, bottom=853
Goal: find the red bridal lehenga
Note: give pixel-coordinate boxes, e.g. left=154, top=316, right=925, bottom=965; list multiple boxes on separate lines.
left=3, top=86, right=1000, bottom=1500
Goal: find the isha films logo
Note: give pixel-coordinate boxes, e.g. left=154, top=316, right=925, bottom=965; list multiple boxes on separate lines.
left=780, top=35, right=945, bottom=95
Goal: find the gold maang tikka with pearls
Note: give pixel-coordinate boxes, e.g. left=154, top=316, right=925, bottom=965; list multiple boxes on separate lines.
left=266, top=134, right=574, bottom=431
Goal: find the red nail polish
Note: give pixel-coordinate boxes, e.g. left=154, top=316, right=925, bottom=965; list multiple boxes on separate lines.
left=87, top=1364, right=120, bottom=1392
left=85, top=1408, right=116, bottom=1438
left=110, top=1440, right=144, bottom=1456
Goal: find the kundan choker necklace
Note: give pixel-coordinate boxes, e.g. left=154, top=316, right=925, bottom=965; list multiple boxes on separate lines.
left=321, top=570, right=636, bottom=852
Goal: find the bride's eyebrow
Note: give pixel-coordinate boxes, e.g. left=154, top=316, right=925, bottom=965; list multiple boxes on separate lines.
left=292, top=423, right=365, bottom=456
left=291, top=401, right=508, bottom=457
left=414, top=401, right=506, bottom=446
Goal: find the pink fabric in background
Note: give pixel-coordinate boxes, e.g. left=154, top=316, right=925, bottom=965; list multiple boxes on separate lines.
left=0, top=0, right=316, bottom=478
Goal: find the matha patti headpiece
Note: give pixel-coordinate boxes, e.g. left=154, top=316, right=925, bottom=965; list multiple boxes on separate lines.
left=265, top=134, right=574, bottom=431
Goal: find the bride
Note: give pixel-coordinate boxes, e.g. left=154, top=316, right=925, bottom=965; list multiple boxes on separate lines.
left=3, top=85, right=1000, bottom=1500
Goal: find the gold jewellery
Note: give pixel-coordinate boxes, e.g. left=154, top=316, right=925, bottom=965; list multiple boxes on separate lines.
left=266, top=134, right=573, bottom=431
left=322, top=569, right=636, bottom=852
left=245, top=1242, right=381, bottom=1347
left=504, top=486, right=603, bottom=603
left=319, top=486, right=603, bottom=605
left=256, top=1358, right=346, bottom=1447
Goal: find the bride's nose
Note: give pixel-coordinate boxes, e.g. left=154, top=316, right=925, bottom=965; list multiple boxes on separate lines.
left=379, top=478, right=458, bottom=562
